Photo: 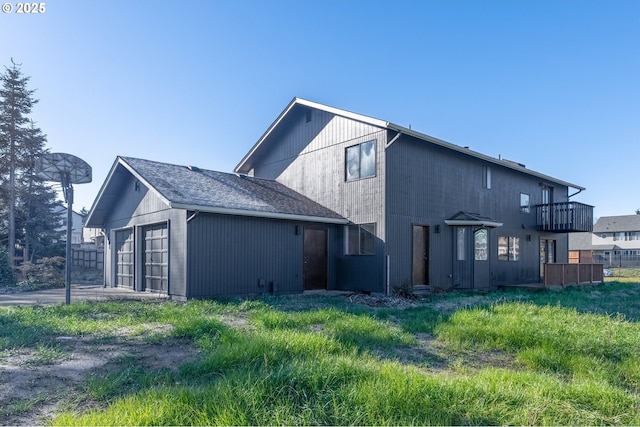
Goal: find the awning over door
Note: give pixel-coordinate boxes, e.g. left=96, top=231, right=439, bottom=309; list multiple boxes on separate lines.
left=444, top=211, right=503, bottom=228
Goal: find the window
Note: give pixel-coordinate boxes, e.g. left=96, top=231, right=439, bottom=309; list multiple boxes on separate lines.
left=456, top=227, right=466, bottom=261
left=520, top=193, right=530, bottom=214
left=346, top=223, right=376, bottom=255
left=346, top=140, right=376, bottom=181
left=614, top=232, right=624, bottom=241
left=474, top=229, right=488, bottom=261
left=498, top=236, right=520, bottom=261
left=624, top=232, right=639, bottom=241
left=483, top=166, right=491, bottom=189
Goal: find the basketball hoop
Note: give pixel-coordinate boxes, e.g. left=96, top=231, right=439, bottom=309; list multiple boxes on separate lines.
left=36, top=153, right=92, bottom=304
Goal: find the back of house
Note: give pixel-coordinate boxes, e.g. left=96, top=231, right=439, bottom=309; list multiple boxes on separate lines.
left=236, top=98, right=594, bottom=293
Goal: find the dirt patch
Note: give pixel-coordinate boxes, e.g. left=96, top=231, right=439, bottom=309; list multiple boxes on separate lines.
left=0, top=332, right=200, bottom=426
left=345, top=293, right=420, bottom=309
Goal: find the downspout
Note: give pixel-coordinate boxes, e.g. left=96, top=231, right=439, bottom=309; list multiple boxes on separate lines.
left=385, top=131, right=402, bottom=148
left=384, top=131, right=402, bottom=296
left=100, top=230, right=108, bottom=288
left=187, top=210, right=200, bottom=222
left=568, top=188, right=583, bottom=198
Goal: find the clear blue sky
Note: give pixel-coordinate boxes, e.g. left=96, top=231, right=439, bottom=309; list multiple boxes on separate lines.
left=1, top=0, right=638, bottom=220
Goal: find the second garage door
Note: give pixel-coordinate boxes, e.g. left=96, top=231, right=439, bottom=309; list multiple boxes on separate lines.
left=143, top=223, right=168, bottom=292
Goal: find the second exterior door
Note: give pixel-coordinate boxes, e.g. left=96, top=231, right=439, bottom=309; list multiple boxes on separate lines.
left=303, top=227, right=328, bottom=290
left=412, top=225, right=430, bottom=286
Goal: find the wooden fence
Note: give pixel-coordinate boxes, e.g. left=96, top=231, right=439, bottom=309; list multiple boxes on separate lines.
left=72, top=248, right=104, bottom=270
left=544, top=263, right=603, bottom=286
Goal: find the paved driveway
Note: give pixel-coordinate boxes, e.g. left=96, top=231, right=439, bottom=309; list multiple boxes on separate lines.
left=0, top=284, right=168, bottom=306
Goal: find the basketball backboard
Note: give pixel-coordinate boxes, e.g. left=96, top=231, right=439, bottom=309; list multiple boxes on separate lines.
left=36, top=152, right=92, bottom=184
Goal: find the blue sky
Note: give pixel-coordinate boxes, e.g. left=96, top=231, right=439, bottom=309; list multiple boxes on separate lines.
left=1, top=0, right=638, bottom=219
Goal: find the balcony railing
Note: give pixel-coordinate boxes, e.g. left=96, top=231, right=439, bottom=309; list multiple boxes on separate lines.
left=535, top=202, right=594, bottom=233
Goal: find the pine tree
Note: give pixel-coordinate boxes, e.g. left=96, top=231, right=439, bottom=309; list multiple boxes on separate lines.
left=0, top=60, right=63, bottom=264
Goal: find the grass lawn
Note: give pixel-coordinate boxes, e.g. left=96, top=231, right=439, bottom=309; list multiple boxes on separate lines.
left=1, top=281, right=640, bottom=425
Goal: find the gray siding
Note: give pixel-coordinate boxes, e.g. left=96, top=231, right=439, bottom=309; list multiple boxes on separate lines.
left=102, top=176, right=188, bottom=298
left=252, top=109, right=387, bottom=293
left=185, top=212, right=341, bottom=298
left=385, top=134, right=570, bottom=289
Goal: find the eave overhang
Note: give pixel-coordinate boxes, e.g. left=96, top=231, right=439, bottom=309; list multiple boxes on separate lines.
left=235, top=97, right=585, bottom=192
left=171, top=203, right=349, bottom=225
left=445, top=212, right=503, bottom=228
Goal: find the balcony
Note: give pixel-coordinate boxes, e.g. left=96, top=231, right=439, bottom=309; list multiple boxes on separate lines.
left=535, top=202, right=594, bottom=233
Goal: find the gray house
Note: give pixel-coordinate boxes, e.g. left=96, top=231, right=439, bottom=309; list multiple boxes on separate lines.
left=235, top=98, right=593, bottom=293
left=85, top=156, right=350, bottom=299
left=86, top=98, right=593, bottom=299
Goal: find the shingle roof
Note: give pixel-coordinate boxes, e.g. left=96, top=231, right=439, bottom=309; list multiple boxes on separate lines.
left=594, top=215, right=640, bottom=233
left=444, top=211, right=503, bottom=228
left=86, top=156, right=347, bottom=227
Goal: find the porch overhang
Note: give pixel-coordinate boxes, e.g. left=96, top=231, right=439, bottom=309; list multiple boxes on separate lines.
left=445, top=211, right=503, bottom=228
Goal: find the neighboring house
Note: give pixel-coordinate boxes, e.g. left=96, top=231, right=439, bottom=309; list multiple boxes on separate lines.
left=86, top=98, right=594, bottom=299
left=569, top=215, right=640, bottom=267
left=53, top=205, right=84, bottom=245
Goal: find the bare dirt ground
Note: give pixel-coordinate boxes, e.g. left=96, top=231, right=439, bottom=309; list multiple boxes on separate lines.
left=0, top=325, right=200, bottom=426
left=0, top=291, right=511, bottom=426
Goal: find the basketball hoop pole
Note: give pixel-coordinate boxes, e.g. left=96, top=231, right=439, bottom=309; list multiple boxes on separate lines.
left=62, top=173, right=73, bottom=305
left=35, top=152, right=91, bottom=305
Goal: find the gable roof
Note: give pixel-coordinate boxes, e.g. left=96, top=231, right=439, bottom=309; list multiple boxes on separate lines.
left=444, top=211, right=503, bottom=228
left=235, top=97, right=585, bottom=191
left=86, top=156, right=347, bottom=227
left=594, top=215, right=640, bottom=233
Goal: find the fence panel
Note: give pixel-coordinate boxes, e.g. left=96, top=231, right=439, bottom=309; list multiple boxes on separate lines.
left=71, top=248, right=104, bottom=270
left=544, top=264, right=603, bottom=286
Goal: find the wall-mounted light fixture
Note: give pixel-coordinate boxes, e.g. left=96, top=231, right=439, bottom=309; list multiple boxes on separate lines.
left=435, top=224, right=440, bottom=234
left=134, top=181, right=140, bottom=192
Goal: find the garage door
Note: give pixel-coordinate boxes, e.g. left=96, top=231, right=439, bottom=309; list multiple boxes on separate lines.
left=143, top=223, right=168, bottom=292
left=115, top=228, right=134, bottom=289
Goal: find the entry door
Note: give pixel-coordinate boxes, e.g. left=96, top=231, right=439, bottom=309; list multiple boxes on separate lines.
left=412, top=225, right=430, bottom=285
left=303, top=227, right=328, bottom=290
left=115, top=228, right=134, bottom=288
left=143, top=223, right=168, bottom=292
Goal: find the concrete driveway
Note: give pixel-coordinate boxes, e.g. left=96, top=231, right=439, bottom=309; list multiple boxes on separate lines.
left=0, top=284, right=168, bottom=306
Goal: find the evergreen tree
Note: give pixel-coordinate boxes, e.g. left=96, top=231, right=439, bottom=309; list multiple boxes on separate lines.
left=0, top=247, right=14, bottom=286
left=0, top=60, right=63, bottom=264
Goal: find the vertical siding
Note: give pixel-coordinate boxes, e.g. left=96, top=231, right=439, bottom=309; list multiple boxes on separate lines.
left=186, top=212, right=340, bottom=298
left=252, top=109, right=387, bottom=293
left=102, top=176, right=188, bottom=298
left=386, top=135, right=571, bottom=289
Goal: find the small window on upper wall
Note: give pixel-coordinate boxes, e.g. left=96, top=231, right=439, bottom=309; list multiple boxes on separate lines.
left=483, top=166, right=491, bottom=189
left=346, top=140, right=376, bottom=181
left=520, top=193, right=530, bottom=214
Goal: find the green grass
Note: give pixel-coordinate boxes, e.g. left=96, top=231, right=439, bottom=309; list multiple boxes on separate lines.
left=2, top=282, right=640, bottom=425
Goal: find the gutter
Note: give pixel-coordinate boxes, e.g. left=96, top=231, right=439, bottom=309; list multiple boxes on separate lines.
left=172, top=203, right=349, bottom=225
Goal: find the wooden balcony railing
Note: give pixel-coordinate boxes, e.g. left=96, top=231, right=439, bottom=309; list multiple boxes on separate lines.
left=535, top=202, right=594, bottom=233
